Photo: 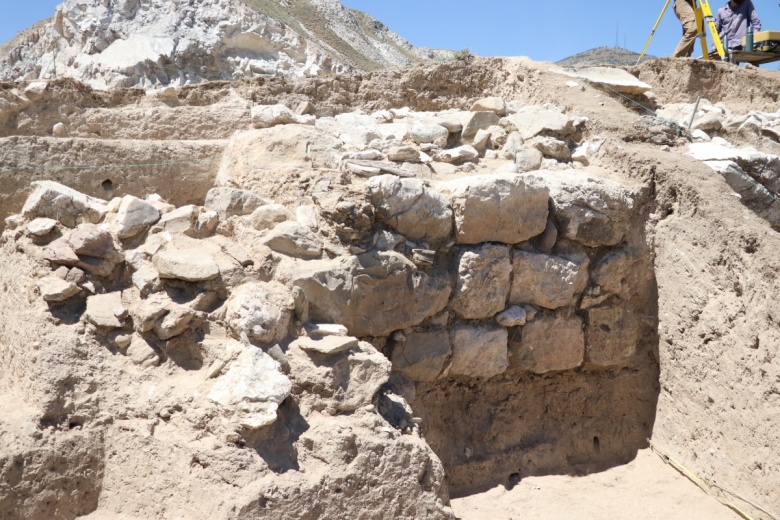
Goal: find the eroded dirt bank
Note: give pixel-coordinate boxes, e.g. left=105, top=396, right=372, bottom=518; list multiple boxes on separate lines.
left=1, top=57, right=779, bottom=519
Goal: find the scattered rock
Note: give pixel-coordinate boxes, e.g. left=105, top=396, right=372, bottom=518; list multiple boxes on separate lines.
left=115, top=195, right=160, bottom=239
left=208, top=342, right=292, bottom=428
left=126, top=334, right=160, bottom=367
left=261, top=221, right=322, bottom=259
left=409, top=123, right=449, bottom=144
left=37, top=276, right=80, bottom=302
left=153, top=248, right=220, bottom=282
left=435, top=145, right=479, bottom=164
left=22, top=181, right=108, bottom=228
left=251, top=104, right=314, bottom=128
left=470, top=97, right=506, bottom=116
left=204, top=187, right=267, bottom=218
left=85, top=292, right=126, bottom=328
left=26, top=218, right=57, bottom=237
left=249, top=204, right=292, bottom=231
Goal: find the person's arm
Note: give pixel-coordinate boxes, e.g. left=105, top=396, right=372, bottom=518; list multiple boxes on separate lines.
left=749, top=1, right=761, bottom=31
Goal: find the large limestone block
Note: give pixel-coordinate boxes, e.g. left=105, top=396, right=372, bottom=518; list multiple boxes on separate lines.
left=510, top=250, right=589, bottom=309
left=437, top=173, right=549, bottom=244
left=225, top=282, right=294, bottom=345
left=450, top=244, right=512, bottom=319
left=591, top=248, right=634, bottom=298
left=261, top=221, right=322, bottom=259
left=285, top=251, right=452, bottom=337
left=586, top=304, right=643, bottom=367
left=153, top=248, right=220, bottom=282
left=449, top=324, right=508, bottom=378
left=208, top=342, right=292, bottom=429
left=391, top=331, right=451, bottom=382
left=367, top=175, right=453, bottom=246
left=22, top=181, right=108, bottom=228
left=204, top=187, right=267, bottom=218
left=217, top=126, right=342, bottom=188
left=114, top=195, right=160, bottom=239
left=509, top=314, right=584, bottom=373
left=507, top=105, right=574, bottom=140
left=525, top=170, right=637, bottom=247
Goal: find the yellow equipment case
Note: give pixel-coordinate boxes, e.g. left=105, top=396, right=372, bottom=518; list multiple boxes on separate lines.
left=742, top=31, right=780, bottom=53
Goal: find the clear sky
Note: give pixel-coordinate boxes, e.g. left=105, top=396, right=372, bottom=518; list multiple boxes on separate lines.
left=2, top=0, right=780, bottom=63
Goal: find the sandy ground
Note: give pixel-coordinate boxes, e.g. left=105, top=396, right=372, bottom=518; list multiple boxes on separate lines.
left=451, top=449, right=741, bottom=520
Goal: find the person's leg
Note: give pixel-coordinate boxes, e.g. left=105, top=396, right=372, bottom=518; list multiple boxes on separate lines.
left=672, top=0, right=698, bottom=57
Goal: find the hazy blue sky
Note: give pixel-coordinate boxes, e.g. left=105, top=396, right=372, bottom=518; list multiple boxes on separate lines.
left=2, top=0, right=779, bottom=63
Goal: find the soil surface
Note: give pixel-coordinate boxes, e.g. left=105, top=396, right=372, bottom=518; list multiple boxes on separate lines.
left=452, top=449, right=741, bottom=520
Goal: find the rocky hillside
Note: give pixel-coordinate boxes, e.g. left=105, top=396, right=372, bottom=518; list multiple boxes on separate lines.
left=1, top=56, right=780, bottom=520
left=557, top=46, right=655, bottom=67
left=0, top=0, right=452, bottom=89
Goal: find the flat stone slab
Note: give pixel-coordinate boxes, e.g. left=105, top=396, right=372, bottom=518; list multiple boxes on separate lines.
left=296, top=335, right=359, bottom=355
left=304, top=323, right=349, bottom=338
left=559, top=66, right=653, bottom=95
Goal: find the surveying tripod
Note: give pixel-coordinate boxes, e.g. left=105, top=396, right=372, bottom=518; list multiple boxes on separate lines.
left=636, top=0, right=727, bottom=65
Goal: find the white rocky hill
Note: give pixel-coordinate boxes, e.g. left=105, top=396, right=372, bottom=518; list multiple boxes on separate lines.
left=0, top=0, right=451, bottom=89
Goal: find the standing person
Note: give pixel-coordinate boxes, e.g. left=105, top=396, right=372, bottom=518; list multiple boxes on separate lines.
left=714, top=0, right=761, bottom=51
left=673, top=0, right=698, bottom=57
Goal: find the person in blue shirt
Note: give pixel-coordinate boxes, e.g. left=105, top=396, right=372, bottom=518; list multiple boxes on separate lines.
left=714, top=0, right=762, bottom=51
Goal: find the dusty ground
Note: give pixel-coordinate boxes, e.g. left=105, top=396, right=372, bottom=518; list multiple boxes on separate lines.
left=452, top=449, right=741, bottom=520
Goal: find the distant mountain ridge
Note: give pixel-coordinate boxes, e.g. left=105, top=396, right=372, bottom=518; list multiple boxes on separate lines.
left=0, top=0, right=453, bottom=89
left=557, top=46, right=656, bottom=68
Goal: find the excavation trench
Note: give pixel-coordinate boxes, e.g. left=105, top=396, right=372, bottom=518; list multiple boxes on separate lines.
left=1, top=57, right=780, bottom=519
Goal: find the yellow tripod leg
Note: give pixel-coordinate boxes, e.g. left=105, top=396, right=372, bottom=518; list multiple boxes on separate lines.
left=636, top=0, right=672, bottom=65
left=699, top=0, right=727, bottom=59
left=693, top=3, right=710, bottom=59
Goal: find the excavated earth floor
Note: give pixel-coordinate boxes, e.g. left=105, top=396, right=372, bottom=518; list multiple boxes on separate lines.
left=1, top=56, right=779, bottom=519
